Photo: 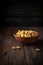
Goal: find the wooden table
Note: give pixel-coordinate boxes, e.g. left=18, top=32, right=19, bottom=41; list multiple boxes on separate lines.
left=0, top=27, right=43, bottom=65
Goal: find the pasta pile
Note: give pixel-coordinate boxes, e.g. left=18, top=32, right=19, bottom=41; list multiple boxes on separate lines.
left=15, top=30, right=38, bottom=37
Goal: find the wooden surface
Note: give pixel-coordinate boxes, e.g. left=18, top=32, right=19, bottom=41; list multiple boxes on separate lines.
left=0, top=27, right=43, bottom=65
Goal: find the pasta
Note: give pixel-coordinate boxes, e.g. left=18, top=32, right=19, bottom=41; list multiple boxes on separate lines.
left=16, top=30, right=38, bottom=37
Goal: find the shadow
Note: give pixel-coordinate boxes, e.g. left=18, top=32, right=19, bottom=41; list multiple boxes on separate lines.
left=24, top=39, right=43, bottom=47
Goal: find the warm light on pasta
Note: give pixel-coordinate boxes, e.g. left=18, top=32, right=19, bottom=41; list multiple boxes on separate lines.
left=15, top=30, right=39, bottom=37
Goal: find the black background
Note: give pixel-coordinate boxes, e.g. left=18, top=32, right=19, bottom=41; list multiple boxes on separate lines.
left=0, top=0, right=43, bottom=27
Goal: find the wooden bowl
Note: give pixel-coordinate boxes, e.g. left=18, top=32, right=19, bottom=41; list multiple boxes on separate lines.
left=14, top=30, right=40, bottom=45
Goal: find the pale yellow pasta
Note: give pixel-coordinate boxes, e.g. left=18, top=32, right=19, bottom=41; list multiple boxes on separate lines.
left=16, top=30, right=38, bottom=37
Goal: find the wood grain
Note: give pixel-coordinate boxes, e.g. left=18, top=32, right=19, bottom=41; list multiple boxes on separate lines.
left=0, top=27, right=43, bottom=65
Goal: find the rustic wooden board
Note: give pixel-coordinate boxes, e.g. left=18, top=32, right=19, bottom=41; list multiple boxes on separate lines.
left=24, top=40, right=43, bottom=65
left=8, top=36, right=27, bottom=65
left=0, top=27, right=43, bottom=65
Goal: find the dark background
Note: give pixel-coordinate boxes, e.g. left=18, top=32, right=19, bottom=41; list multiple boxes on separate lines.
left=0, top=0, right=43, bottom=27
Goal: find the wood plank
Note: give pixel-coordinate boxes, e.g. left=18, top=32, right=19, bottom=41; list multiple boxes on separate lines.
left=0, top=30, right=13, bottom=65
left=24, top=40, right=43, bottom=65
left=24, top=45, right=33, bottom=65
left=29, top=43, right=43, bottom=65
left=8, top=36, right=27, bottom=65
left=0, top=51, right=9, bottom=65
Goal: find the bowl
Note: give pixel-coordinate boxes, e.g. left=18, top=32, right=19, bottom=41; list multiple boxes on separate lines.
left=13, top=30, right=40, bottom=45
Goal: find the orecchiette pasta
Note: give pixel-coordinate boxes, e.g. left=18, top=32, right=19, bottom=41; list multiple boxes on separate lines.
left=16, top=30, right=38, bottom=37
